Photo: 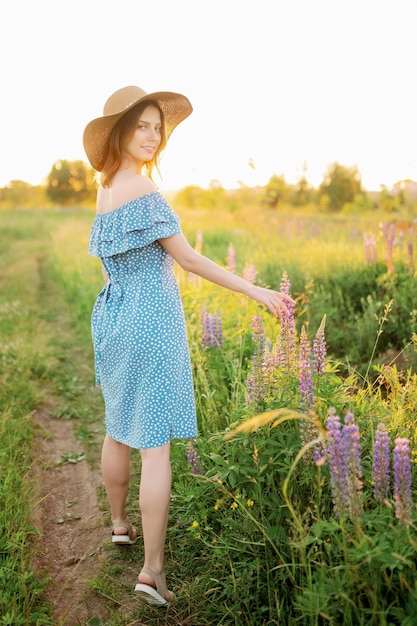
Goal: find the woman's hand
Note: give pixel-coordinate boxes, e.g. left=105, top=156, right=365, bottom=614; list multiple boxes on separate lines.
left=249, top=285, right=295, bottom=318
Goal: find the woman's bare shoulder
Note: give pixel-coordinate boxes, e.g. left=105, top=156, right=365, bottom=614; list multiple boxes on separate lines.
left=96, top=175, right=158, bottom=214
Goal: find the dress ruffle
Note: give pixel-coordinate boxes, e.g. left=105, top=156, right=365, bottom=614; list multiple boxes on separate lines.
left=89, top=192, right=181, bottom=258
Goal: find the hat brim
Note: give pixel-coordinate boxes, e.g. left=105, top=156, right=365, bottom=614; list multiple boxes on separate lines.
left=83, top=91, right=192, bottom=171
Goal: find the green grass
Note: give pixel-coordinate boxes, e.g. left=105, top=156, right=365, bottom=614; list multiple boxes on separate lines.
left=1, top=205, right=417, bottom=625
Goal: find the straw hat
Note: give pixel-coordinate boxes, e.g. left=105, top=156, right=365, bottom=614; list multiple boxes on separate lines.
left=83, top=85, right=193, bottom=171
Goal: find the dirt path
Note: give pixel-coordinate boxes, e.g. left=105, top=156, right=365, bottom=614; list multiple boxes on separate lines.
left=33, top=402, right=111, bottom=625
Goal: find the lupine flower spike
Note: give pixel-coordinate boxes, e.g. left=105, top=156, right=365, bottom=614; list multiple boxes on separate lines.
left=312, top=314, right=327, bottom=375
left=342, top=412, right=363, bottom=523
left=299, top=326, right=314, bottom=410
left=393, top=437, right=412, bottom=525
left=373, top=423, right=390, bottom=503
left=227, top=243, right=236, bottom=274
left=200, top=310, right=223, bottom=349
left=246, top=316, right=266, bottom=408
left=242, top=262, right=257, bottom=284
left=278, top=271, right=296, bottom=373
left=187, top=439, right=204, bottom=476
left=325, top=408, right=346, bottom=518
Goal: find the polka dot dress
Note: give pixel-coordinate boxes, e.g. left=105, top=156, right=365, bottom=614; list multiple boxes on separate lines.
left=89, top=192, right=197, bottom=449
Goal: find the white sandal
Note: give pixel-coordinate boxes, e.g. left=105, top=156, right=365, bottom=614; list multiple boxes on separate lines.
left=135, top=566, right=174, bottom=606
left=111, top=520, right=137, bottom=545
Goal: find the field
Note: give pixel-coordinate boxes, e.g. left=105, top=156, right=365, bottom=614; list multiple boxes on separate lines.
left=1, top=204, right=417, bottom=625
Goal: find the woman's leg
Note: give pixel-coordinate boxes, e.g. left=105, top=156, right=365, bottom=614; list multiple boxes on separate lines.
left=101, top=434, right=132, bottom=534
left=137, top=442, right=173, bottom=599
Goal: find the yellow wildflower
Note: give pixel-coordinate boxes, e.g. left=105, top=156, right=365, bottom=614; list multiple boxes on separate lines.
left=191, top=520, right=199, bottom=528
left=230, top=502, right=238, bottom=510
left=246, top=499, right=254, bottom=507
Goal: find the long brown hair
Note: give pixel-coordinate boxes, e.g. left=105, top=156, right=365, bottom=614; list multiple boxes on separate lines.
left=100, top=101, right=167, bottom=187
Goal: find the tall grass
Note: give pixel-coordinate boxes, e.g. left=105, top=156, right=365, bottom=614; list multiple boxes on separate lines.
left=1, top=205, right=417, bottom=625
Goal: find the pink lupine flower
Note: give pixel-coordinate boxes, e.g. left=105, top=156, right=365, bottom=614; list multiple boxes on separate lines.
left=278, top=271, right=296, bottom=373
left=246, top=316, right=266, bottom=407
left=299, top=326, right=314, bottom=410
left=312, top=315, right=327, bottom=376
left=227, top=242, right=236, bottom=274
left=407, top=241, right=414, bottom=276
left=373, top=423, right=390, bottom=503
left=393, top=437, right=412, bottom=525
left=195, top=229, right=203, bottom=255
left=364, top=234, right=378, bottom=264
left=242, top=262, right=257, bottom=284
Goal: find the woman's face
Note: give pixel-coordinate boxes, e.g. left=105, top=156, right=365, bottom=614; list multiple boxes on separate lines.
left=122, top=105, right=162, bottom=167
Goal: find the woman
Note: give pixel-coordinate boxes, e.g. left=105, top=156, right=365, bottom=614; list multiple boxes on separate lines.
left=83, top=85, right=294, bottom=606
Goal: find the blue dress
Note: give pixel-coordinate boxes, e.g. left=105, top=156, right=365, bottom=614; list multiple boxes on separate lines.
left=88, top=192, right=197, bottom=449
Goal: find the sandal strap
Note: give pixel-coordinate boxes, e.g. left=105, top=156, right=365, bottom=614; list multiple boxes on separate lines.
left=112, top=519, right=137, bottom=540
left=141, top=566, right=169, bottom=597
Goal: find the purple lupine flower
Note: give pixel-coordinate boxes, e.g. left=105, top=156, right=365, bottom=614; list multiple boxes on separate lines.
left=242, top=262, right=257, bottom=284
left=227, top=242, right=236, bottom=274
left=312, top=315, right=327, bottom=376
left=200, top=310, right=223, bottom=349
left=278, top=271, right=296, bottom=373
left=187, top=439, right=204, bottom=476
left=325, top=408, right=347, bottom=518
left=342, top=412, right=363, bottom=522
left=373, top=423, right=390, bottom=503
left=299, top=326, right=314, bottom=410
left=246, top=316, right=266, bottom=407
left=393, top=437, right=412, bottom=525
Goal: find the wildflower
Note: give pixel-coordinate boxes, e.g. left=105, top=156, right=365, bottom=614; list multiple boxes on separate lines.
left=227, top=242, right=236, bottom=274
left=246, top=316, right=267, bottom=407
left=373, top=423, right=390, bottom=503
left=230, top=502, right=238, bottom=510
left=246, top=499, right=254, bottom=507
left=342, top=412, right=363, bottom=522
left=191, top=520, right=199, bottom=528
left=393, top=437, right=412, bottom=524
left=195, top=229, right=203, bottom=255
left=299, top=326, right=314, bottom=409
left=200, top=310, right=223, bottom=349
left=407, top=241, right=414, bottom=276
left=278, top=271, right=296, bottom=373
left=325, top=408, right=347, bottom=518
left=242, top=262, right=257, bottom=283
left=312, top=315, right=327, bottom=376
left=187, top=439, right=204, bottom=476
left=364, top=234, right=378, bottom=265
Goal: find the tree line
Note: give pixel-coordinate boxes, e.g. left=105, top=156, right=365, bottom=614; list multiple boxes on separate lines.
left=0, top=159, right=416, bottom=213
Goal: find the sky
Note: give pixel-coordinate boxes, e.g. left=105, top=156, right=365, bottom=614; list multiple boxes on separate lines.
left=1, top=0, right=416, bottom=192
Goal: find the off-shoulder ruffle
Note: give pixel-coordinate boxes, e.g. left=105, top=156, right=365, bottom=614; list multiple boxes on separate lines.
left=89, top=192, right=181, bottom=258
